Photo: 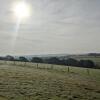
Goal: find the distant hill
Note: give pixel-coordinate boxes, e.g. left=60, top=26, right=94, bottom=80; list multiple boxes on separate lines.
left=14, top=53, right=100, bottom=59
left=88, top=53, right=100, bottom=56
left=16, top=54, right=69, bottom=60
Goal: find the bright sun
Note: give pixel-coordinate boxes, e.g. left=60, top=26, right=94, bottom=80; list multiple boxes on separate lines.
left=13, top=2, right=31, bottom=19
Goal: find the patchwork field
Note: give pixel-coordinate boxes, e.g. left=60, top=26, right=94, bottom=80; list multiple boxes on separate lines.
left=0, top=63, right=100, bottom=100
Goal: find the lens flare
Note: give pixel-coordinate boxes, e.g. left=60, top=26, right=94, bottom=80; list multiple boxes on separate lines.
left=11, top=1, right=31, bottom=51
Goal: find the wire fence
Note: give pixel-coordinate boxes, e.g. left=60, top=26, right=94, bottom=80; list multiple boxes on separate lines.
left=0, top=60, right=100, bottom=80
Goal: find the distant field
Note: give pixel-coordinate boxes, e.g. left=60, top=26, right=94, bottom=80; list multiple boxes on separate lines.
left=69, top=55, right=100, bottom=67
left=0, top=61, right=100, bottom=100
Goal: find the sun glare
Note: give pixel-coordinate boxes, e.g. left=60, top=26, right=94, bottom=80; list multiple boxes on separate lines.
left=11, top=1, right=31, bottom=49
left=13, top=2, right=31, bottom=19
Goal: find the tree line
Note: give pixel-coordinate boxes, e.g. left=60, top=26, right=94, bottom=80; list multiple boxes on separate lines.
left=0, top=55, right=96, bottom=69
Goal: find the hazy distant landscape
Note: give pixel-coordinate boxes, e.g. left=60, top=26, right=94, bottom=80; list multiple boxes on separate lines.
left=13, top=53, right=100, bottom=68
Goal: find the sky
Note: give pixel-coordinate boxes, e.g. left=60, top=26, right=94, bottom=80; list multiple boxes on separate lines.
left=0, top=0, right=100, bottom=55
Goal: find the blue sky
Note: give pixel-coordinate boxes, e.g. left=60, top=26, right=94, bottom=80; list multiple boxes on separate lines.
left=0, top=0, right=100, bottom=55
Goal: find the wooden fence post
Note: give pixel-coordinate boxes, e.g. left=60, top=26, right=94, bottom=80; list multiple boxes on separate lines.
left=24, top=62, right=26, bottom=66
left=87, top=69, right=90, bottom=75
left=5, top=60, right=6, bottom=64
left=14, top=61, right=15, bottom=65
left=68, top=66, right=70, bottom=72
left=51, top=64, right=53, bottom=69
left=37, top=63, right=38, bottom=68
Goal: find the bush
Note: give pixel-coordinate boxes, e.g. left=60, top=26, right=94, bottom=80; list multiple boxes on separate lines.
left=79, top=60, right=95, bottom=68
left=31, top=57, right=43, bottom=63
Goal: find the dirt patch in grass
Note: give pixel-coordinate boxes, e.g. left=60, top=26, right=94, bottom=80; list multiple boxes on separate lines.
left=0, top=96, right=8, bottom=100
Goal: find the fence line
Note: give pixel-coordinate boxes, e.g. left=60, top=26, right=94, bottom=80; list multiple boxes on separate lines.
left=0, top=60, right=99, bottom=78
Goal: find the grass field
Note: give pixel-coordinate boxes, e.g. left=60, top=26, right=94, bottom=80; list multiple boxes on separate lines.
left=0, top=62, right=100, bottom=100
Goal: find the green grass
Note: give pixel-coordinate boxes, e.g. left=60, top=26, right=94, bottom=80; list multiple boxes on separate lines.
left=0, top=62, right=100, bottom=100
